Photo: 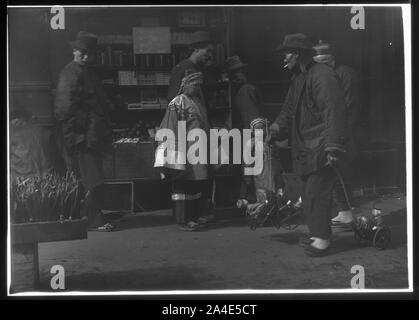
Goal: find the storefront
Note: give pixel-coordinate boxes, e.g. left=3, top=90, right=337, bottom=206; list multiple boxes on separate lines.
left=9, top=6, right=406, bottom=213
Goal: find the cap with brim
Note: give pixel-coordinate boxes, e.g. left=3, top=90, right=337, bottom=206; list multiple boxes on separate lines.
left=313, top=54, right=334, bottom=64
left=312, top=40, right=334, bottom=56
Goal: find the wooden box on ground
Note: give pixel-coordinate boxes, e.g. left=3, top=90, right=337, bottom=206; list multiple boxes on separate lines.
left=103, top=180, right=134, bottom=213
left=104, top=141, right=160, bottom=180
left=10, top=217, right=88, bottom=293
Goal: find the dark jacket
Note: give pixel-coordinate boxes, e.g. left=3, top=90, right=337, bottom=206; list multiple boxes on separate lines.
left=54, top=61, right=112, bottom=155
left=233, top=82, right=261, bottom=129
left=274, top=62, right=353, bottom=176
left=335, top=64, right=361, bottom=147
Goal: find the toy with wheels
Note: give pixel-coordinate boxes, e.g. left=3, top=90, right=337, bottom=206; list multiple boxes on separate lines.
left=237, top=189, right=302, bottom=231
left=352, top=209, right=391, bottom=250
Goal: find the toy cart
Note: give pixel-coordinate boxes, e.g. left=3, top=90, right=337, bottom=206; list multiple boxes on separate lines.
left=352, top=209, right=391, bottom=250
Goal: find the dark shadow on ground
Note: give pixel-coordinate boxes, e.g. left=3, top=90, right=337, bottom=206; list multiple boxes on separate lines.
left=37, top=265, right=224, bottom=292
left=268, top=213, right=407, bottom=254
left=112, top=213, right=174, bottom=231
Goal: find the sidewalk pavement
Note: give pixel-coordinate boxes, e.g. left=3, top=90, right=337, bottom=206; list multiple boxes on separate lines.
left=37, top=194, right=408, bottom=292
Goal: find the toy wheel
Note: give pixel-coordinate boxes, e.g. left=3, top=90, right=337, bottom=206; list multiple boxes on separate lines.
left=373, top=226, right=391, bottom=250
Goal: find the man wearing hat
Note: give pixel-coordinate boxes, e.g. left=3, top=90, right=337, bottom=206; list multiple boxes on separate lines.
left=167, top=31, right=215, bottom=102
left=225, top=55, right=267, bottom=201
left=268, top=33, right=352, bottom=256
left=312, top=40, right=360, bottom=228
left=226, top=55, right=261, bottom=130
left=54, top=31, right=114, bottom=231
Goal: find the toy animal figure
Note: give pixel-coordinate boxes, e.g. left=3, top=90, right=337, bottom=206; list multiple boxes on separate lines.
left=237, top=189, right=302, bottom=230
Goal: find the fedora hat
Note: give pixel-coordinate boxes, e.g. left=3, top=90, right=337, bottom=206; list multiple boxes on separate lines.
left=276, top=33, right=314, bottom=53
left=70, top=31, right=98, bottom=53
left=225, top=56, right=248, bottom=71
left=190, top=31, right=212, bottom=45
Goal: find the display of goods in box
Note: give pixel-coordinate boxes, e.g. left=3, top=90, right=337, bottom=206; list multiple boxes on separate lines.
left=11, top=171, right=84, bottom=224
left=112, top=120, right=159, bottom=142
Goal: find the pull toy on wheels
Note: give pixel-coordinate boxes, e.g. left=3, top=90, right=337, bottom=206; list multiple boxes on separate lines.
left=352, top=209, right=391, bottom=250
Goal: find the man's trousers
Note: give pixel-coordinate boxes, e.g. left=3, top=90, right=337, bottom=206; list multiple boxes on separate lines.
left=301, top=166, right=337, bottom=239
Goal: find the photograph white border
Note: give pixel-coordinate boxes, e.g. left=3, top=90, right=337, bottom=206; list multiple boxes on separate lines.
left=6, top=3, right=413, bottom=296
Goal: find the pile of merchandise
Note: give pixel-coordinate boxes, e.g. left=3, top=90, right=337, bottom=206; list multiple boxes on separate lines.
left=112, top=120, right=160, bottom=143
left=12, top=171, right=84, bottom=224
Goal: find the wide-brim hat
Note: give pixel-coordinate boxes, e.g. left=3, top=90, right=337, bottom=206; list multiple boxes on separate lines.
left=190, top=31, right=212, bottom=46
left=276, top=33, right=314, bottom=53
left=225, top=55, right=248, bottom=71
left=70, top=31, right=98, bottom=53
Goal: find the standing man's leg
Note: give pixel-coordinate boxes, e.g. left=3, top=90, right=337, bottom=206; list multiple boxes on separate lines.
left=77, top=150, right=111, bottom=230
left=304, top=166, right=337, bottom=252
left=331, top=164, right=354, bottom=224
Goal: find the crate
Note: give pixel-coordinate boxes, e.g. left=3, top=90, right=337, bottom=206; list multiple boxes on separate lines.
left=103, top=152, right=116, bottom=179
left=103, top=180, right=134, bottom=212
left=10, top=217, right=88, bottom=293
left=11, top=217, right=88, bottom=245
left=112, top=141, right=160, bottom=180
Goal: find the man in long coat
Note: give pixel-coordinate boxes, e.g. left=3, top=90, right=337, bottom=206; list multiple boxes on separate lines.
left=269, top=34, right=352, bottom=256
left=313, top=40, right=360, bottom=227
left=226, top=55, right=261, bottom=130
left=54, top=31, right=113, bottom=231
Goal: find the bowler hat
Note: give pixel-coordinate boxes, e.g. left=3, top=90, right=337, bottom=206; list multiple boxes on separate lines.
left=276, top=33, right=314, bottom=53
left=190, top=31, right=212, bottom=45
left=225, top=56, right=248, bottom=71
left=70, top=31, right=98, bottom=53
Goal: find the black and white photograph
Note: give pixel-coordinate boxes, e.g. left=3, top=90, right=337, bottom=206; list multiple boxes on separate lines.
left=6, top=3, right=412, bottom=297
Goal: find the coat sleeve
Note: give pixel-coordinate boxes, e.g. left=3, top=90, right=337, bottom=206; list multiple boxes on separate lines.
left=54, top=67, right=87, bottom=152
left=312, top=67, right=347, bottom=153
